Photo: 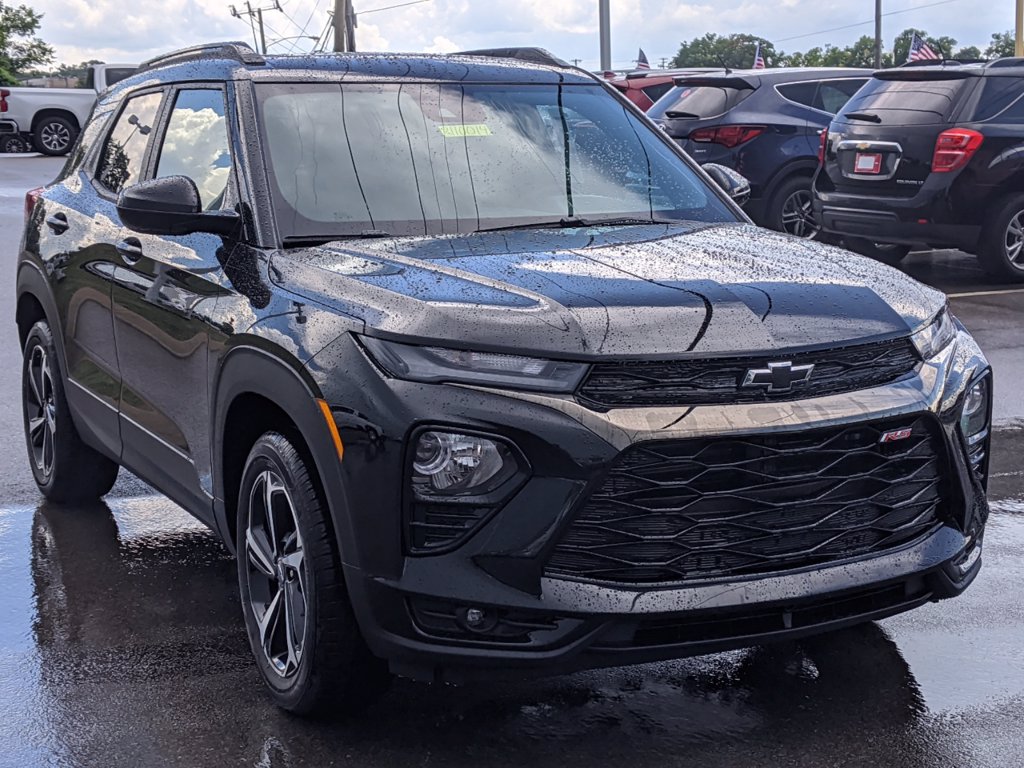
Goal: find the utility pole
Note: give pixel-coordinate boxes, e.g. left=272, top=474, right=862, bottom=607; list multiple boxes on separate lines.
left=1017, top=0, right=1023, bottom=56
left=571, top=58, right=582, bottom=66
left=874, top=0, right=882, bottom=68
left=598, top=0, right=611, bottom=71
left=229, top=0, right=280, bottom=54
left=257, top=8, right=267, bottom=55
left=334, top=0, right=356, bottom=52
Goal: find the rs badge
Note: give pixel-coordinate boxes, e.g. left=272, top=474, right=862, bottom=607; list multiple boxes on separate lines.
left=879, top=428, right=913, bottom=444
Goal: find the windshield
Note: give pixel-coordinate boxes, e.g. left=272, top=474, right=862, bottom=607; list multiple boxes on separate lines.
left=648, top=85, right=754, bottom=120
left=255, top=82, right=737, bottom=240
left=838, top=77, right=967, bottom=125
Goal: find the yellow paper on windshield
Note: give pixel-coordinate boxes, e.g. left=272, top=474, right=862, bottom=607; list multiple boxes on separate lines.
left=437, top=124, right=492, bottom=138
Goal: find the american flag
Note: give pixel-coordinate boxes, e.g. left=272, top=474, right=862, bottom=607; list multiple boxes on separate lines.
left=636, top=48, right=651, bottom=70
left=753, top=42, right=766, bottom=70
left=908, top=33, right=940, bottom=62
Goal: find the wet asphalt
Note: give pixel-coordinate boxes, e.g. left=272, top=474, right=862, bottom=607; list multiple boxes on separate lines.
left=1, top=155, right=1022, bottom=768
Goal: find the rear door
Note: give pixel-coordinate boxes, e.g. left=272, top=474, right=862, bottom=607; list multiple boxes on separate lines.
left=822, top=72, right=977, bottom=197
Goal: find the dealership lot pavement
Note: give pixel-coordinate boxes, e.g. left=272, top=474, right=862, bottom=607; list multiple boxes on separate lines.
left=1, top=155, right=1022, bottom=768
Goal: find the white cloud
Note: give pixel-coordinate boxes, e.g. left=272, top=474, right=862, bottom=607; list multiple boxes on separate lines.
left=33, top=0, right=1007, bottom=70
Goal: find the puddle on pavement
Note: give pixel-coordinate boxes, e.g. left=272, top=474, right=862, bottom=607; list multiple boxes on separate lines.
left=0, top=493, right=1022, bottom=767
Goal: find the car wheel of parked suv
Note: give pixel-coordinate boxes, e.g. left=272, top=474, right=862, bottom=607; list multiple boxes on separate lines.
left=237, top=431, right=386, bottom=716
left=979, top=194, right=1024, bottom=283
left=21, top=321, right=119, bottom=502
left=843, top=238, right=912, bottom=266
left=771, top=177, right=820, bottom=239
left=32, top=116, right=78, bottom=156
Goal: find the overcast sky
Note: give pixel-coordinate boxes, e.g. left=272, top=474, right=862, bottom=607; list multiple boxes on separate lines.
left=33, top=0, right=1014, bottom=69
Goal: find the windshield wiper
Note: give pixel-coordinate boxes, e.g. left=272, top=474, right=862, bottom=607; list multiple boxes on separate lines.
left=476, top=216, right=683, bottom=233
left=282, top=231, right=395, bottom=248
left=844, top=111, right=882, bottom=123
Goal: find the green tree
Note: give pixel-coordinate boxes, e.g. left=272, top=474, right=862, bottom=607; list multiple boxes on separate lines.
left=671, top=33, right=781, bottom=70
left=986, top=31, right=1014, bottom=59
left=843, top=35, right=881, bottom=68
left=955, top=45, right=982, bottom=60
left=0, top=2, right=54, bottom=85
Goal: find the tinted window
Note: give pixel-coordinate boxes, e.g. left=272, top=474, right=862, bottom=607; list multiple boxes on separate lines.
left=156, top=89, right=231, bottom=210
left=105, top=67, right=138, bottom=87
left=641, top=82, right=674, bottom=103
left=648, top=85, right=755, bottom=119
left=974, top=77, right=1024, bottom=121
left=839, top=77, right=968, bottom=125
left=777, top=81, right=818, bottom=108
left=816, top=79, right=868, bottom=114
left=97, top=91, right=162, bottom=194
left=257, top=82, right=736, bottom=239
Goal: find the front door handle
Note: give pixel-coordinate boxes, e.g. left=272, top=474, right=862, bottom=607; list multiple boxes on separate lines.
left=116, top=237, right=143, bottom=264
left=45, top=213, right=69, bottom=234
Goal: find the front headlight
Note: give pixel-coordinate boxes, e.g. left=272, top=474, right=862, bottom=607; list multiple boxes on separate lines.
left=911, top=307, right=957, bottom=360
left=360, top=336, right=588, bottom=393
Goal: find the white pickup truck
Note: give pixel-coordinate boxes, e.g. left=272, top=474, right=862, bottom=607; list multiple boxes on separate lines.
left=0, top=63, right=137, bottom=155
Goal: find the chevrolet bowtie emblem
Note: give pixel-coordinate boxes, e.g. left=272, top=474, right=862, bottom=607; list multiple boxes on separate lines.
left=742, top=361, right=815, bottom=393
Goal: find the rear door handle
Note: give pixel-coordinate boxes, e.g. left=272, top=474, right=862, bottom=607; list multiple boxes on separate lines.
left=116, top=237, right=143, bottom=264
left=45, top=213, right=69, bottom=234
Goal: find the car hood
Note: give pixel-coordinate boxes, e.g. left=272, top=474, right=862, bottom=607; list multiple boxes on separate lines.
left=268, top=223, right=945, bottom=358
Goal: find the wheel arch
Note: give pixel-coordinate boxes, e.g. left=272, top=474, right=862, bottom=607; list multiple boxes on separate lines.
left=31, top=108, right=81, bottom=134
left=763, top=159, right=820, bottom=208
left=16, top=263, right=66, bottom=370
left=212, top=345, right=354, bottom=562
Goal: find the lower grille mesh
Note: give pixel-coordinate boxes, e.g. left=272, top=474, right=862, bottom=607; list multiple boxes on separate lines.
left=545, top=416, right=946, bottom=585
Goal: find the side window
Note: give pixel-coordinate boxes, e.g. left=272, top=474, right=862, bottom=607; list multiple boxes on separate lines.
left=97, top=91, right=163, bottom=195
left=156, top=89, right=232, bottom=210
left=777, top=81, right=818, bottom=109
left=641, top=82, right=674, bottom=104
left=975, top=78, right=1024, bottom=122
left=816, top=79, right=869, bottom=114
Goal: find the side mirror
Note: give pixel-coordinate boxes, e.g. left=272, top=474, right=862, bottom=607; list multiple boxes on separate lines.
left=702, top=163, right=751, bottom=208
left=117, top=176, right=239, bottom=236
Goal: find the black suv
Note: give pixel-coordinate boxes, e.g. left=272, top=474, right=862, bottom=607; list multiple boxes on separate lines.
left=815, top=59, right=1024, bottom=280
left=18, top=42, right=991, bottom=715
left=650, top=68, right=871, bottom=237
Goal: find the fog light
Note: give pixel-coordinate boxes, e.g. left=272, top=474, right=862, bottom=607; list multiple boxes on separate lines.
left=457, top=606, right=497, bottom=633
left=412, top=431, right=515, bottom=496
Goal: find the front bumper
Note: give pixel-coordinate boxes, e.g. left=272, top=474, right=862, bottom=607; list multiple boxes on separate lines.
left=305, top=329, right=990, bottom=681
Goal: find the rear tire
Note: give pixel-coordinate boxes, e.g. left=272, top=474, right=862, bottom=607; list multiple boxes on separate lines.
left=21, top=321, right=119, bottom=502
left=32, top=116, right=77, bottom=156
left=844, top=238, right=911, bottom=266
left=767, top=176, right=821, bottom=239
left=978, top=193, right=1024, bottom=282
left=236, top=431, right=387, bottom=716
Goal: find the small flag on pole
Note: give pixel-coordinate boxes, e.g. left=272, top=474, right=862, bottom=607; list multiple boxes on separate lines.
left=908, top=33, right=940, bottom=62
left=637, top=48, right=651, bottom=70
left=753, top=42, right=766, bottom=69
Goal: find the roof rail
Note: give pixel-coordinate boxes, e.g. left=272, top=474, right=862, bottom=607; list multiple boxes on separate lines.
left=987, top=57, right=1024, bottom=68
left=139, top=41, right=265, bottom=72
left=455, top=47, right=571, bottom=69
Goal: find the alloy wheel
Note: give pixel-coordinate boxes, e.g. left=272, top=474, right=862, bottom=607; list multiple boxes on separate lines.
left=40, top=123, right=71, bottom=153
left=244, top=469, right=307, bottom=678
left=1004, top=211, right=1024, bottom=270
left=780, top=189, right=821, bottom=239
left=25, top=345, right=56, bottom=479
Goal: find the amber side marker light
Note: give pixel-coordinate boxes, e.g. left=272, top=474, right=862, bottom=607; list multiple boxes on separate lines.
left=316, top=399, right=344, bottom=461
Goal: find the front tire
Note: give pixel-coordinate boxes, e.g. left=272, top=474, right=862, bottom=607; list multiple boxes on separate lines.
left=22, top=321, right=119, bottom=502
left=236, top=431, right=386, bottom=716
left=32, top=116, right=78, bottom=156
left=978, top=193, right=1024, bottom=282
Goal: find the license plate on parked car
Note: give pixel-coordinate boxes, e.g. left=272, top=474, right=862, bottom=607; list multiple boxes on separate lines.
left=854, top=152, right=883, bottom=174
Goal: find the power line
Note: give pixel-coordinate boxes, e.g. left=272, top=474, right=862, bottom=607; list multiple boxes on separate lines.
left=773, top=0, right=968, bottom=45
left=357, top=0, right=431, bottom=16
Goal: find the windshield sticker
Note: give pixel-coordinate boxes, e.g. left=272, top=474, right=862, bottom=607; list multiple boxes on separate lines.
left=437, top=124, right=492, bottom=138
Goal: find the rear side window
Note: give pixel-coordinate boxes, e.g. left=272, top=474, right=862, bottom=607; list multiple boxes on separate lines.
left=641, top=82, right=674, bottom=103
left=156, top=89, right=232, bottom=210
left=839, top=77, right=968, bottom=125
left=97, top=91, right=163, bottom=195
left=816, top=79, right=867, bottom=114
left=973, top=77, right=1024, bottom=122
left=648, top=85, right=755, bottom=119
left=777, top=81, right=818, bottom=108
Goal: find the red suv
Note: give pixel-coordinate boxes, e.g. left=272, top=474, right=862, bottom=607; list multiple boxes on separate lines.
left=608, top=69, right=721, bottom=111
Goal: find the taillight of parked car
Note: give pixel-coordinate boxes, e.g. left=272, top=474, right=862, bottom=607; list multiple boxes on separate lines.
left=0, top=89, right=9, bottom=113
left=689, top=125, right=764, bottom=149
left=25, top=187, right=43, bottom=224
left=818, top=130, right=828, bottom=165
left=932, top=128, right=984, bottom=173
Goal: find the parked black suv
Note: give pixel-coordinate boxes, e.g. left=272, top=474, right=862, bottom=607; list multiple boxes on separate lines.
left=815, top=59, right=1024, bottom=280
left=19, top=42, right=991, bottom=715
left=650, top=68, right=871, bottom=237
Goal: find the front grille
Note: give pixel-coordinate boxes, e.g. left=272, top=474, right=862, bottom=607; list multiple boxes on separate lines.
left=545, top=416, right=947, bottom=586
left=578, top=337, right=920, bottom=408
